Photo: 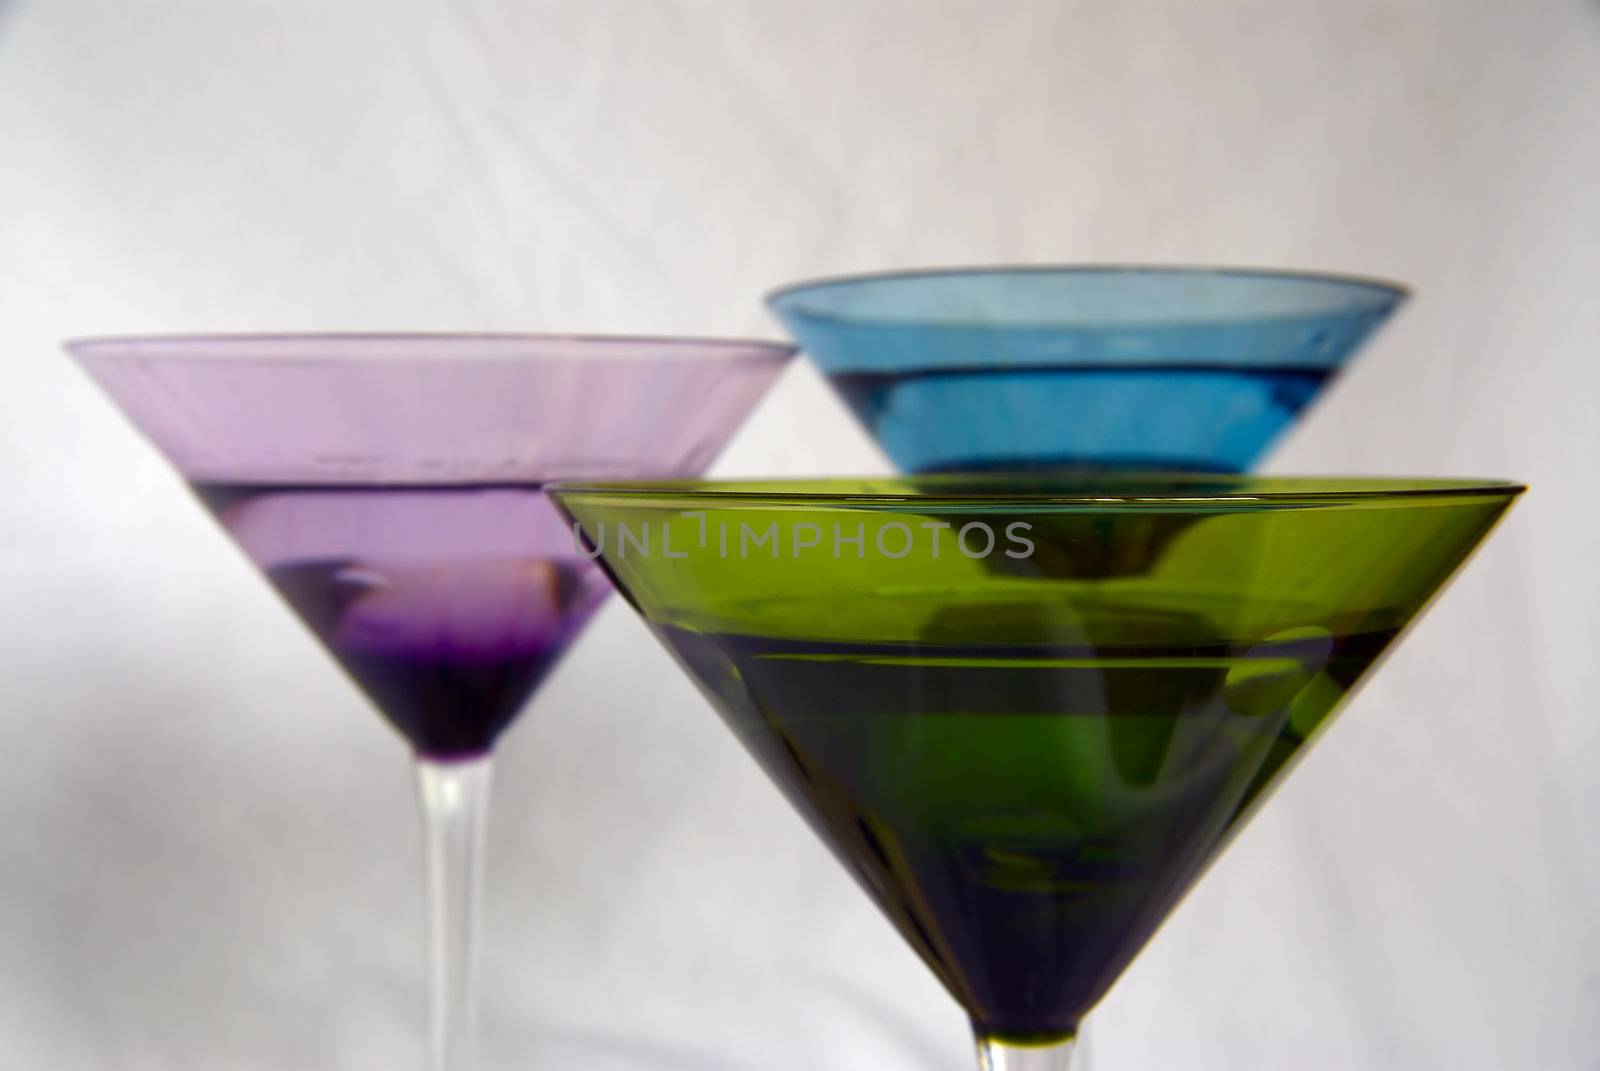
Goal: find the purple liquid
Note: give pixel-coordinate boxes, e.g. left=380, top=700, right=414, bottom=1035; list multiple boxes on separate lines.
left=70, top=337, right=793, bottom=753
left=194, top=482, right=607, bottom=758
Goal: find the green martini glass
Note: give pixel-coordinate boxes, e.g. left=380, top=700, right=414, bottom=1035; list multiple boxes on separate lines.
left=551, top=475, right=1521, bottom=1070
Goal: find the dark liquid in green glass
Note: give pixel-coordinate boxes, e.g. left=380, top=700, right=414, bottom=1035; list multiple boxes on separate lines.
left=659, top=621, right=1396, bottom=1041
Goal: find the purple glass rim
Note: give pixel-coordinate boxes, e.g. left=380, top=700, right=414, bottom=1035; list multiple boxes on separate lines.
left=63, top=332, right=797, bottom=365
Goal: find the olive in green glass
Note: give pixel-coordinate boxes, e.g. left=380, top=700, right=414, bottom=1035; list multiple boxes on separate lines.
left=551, top=476, right=1520, bottom=1055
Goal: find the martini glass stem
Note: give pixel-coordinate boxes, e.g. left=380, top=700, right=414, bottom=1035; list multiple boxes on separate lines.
left=416, top=755, right=493, bottom=1071
left=975, top=1032, right=1083, bottom=1070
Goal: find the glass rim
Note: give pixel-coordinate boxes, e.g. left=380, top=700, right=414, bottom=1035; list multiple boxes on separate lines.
left=765, top=263, right=1411, bottom=308
left=549, top=474, right=1525, bottom=508
left=62, top=332, right=798, bottom=364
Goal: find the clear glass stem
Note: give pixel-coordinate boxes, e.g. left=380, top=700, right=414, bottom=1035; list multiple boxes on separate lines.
left=975, top=1030, right=1083, bottom=1071
left=416, top=756, right=493, bottom=1071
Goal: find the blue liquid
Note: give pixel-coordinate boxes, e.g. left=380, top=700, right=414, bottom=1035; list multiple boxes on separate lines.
left=827, top=362, right=1332, bottom=474
left=769, top=267, right=1404, bottom=474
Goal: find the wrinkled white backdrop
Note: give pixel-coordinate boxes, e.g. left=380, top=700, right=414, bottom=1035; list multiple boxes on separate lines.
left=2, top=2, right=1596, bottom=1068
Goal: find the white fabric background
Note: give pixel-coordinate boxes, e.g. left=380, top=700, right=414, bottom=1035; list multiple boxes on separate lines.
left=2, top=2, right=1596, bottom=1068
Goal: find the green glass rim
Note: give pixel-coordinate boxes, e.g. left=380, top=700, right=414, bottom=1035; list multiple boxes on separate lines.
left=548, top=475, right=1525, bottom=508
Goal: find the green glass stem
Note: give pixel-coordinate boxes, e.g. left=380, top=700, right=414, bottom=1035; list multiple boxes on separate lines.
left=976, top=1031, right=1082, bottom=1070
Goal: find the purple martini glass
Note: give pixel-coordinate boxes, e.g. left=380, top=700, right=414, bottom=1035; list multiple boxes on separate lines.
left=66, top=333, right=794, bottom=1071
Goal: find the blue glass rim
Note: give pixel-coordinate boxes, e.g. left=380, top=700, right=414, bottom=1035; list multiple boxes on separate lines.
left=766, top=264, right=1409, bottom=328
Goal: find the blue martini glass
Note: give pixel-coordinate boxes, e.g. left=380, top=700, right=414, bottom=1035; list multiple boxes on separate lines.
left=769, top=266, right=1407, bottom=475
